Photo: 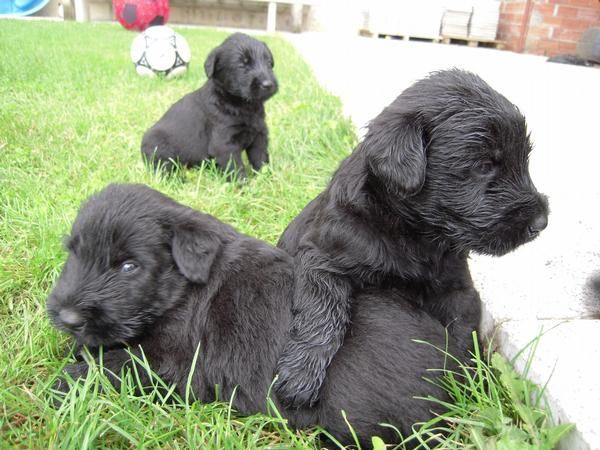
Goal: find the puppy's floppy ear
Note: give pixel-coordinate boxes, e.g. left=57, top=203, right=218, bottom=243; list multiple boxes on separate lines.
left=204, top=47, right=220, bottom=78
left=172, top=221, right=222, bottom=284
left=363, top=118, right=426, bottom=198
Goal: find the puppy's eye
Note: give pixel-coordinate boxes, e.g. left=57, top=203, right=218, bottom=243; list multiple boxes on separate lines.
left=120, top=261, right=139, bottom=273
left=475, top=160, right=495, bottom=175
left=241, top=56, right=251, bottom=66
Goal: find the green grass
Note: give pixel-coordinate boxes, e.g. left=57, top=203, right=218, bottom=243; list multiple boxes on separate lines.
left=405, top=334, right=574, bottom=449
left=0, top=20, right=572, bottom=449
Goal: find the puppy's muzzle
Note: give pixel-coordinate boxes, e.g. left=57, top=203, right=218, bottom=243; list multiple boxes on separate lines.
left=527, top=213, right=548, bottom=238
left=58, top=308, right=85, bottom=332
left=526, top=194, right=549, bottom=239
left=260, top=80, right=274, bottom=90
left=254, top=76, right=278, bottom=98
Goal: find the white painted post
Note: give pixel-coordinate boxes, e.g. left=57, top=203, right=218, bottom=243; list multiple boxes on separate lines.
left=291, top=2, right=303, bottom=33
left=267, top=1, right=277, bottom=33
left=73, top=0, right=89, bottom=22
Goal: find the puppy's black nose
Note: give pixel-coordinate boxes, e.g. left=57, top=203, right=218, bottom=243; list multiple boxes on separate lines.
left=528, top=213, right=548, bottom=235
left=59, top=309, right=84, bottom=330
left=261, top=80, right=273, bottom=90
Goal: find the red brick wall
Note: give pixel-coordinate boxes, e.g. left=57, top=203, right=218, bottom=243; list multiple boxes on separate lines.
left=498, top=0, right=529, bottom=51
left=498, top=0, right=600, bottom=56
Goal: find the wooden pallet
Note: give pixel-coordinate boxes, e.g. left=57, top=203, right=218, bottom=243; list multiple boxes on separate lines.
left=360, top=30, right=505, bottom=50
left=361, top=30, right=441, bottom=44
left=440, top=35, right=505, bottom=49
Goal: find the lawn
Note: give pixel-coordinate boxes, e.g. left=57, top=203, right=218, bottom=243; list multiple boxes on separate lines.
left=0, top=20, right=571, bottom=449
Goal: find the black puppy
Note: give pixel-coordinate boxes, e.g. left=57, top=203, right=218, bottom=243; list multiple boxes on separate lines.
left=47, top=184, right=465, bottom=447
left=274, top=69, right=550, bottom=408
left=141, top=33, right=278, bottom=178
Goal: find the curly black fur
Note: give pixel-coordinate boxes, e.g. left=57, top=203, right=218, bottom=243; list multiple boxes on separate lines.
left=141, top=33, right=278, bottom=178
left=47, top=183, right=469, bottom=448
left=274, top=69, right=550, bottom=408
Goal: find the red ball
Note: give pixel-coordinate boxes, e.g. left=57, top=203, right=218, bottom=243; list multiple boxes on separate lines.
left=113, top=0, right=170, bottom=32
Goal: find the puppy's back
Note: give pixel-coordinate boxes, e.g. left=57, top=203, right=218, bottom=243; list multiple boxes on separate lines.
left=141, top=87, right=211, bottom=169
left=199, top=237, right=295, bottom=414
left=313, top=290, right=454, bottom=446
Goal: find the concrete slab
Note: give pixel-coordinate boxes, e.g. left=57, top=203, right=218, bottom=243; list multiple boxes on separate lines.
left=284, top=32, right=600, bottom=450
left=493, top=320, right=600, bottom=450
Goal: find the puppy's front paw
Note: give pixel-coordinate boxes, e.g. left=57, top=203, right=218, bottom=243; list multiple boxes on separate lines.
left=226, top=169, right=247, bottom=183
left=274, top=344, right=327, bottom=408
left=49, top=363, right=89, bottom=408
left=50, top=376, right=72, bottom=408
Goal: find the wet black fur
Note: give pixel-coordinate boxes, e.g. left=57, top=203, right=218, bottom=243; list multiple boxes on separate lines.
left=547, top=53, right=593, bottom=67
left=586, top=273, right=600, bottom=319
left=274, top=69, right=550, bottom=408
left=141, top=33, right=278, bottom=178
left=47, top=183, right=466, bottom=448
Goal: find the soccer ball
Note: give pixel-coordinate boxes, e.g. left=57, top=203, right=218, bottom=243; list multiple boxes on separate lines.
left=130, top=26, right=191, bottom=79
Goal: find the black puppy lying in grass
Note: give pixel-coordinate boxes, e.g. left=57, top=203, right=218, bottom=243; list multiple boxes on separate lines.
left=141, top=33, right=278, bottom=179
left=274, top=69, right=550, bottom=408
left=47, top=183, right=468, bottom=447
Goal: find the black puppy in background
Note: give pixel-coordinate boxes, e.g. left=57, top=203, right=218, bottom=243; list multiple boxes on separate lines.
left=141, top=33, right=278, bottom=179
left=47, top=184, right=466, bottom=448
left=274, top=69, right=550, bottom=408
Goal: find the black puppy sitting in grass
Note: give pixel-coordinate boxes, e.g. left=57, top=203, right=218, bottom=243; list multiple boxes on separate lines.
left=274, top=69, right=550, bottom=408
left=141, top=33, right=278, bottom=179
left=47, top=183, right=467, bottom=447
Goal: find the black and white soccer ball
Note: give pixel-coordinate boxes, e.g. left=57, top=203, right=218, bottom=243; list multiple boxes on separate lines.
left=130, top=25, right=191, bottom=78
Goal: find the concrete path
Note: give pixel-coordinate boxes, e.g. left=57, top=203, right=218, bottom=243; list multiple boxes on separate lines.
left=284, top=32, right=600, bottom=450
